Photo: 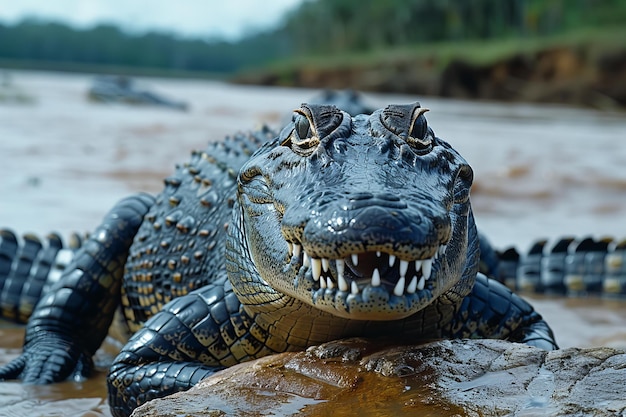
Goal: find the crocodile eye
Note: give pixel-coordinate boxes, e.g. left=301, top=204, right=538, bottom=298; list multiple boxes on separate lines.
left=410, top=112, right=428, bottom=140
left=406, top=108, right=433, bottom=153
left=294, top=113, right=313, bottom=140
left=281, top=111, right=320, bottom=155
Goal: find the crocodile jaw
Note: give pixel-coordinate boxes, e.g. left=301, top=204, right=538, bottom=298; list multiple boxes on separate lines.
left=230, top=194, right=472, bottom=321
left=290, top=247, right=447, bottom=320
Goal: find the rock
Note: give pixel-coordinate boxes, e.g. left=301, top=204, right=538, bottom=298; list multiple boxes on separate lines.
left=131, top=338, right=626, bottom=417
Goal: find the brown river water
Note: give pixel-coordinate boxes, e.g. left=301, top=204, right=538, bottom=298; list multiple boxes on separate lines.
left=1, top=71, right=625, bottom=416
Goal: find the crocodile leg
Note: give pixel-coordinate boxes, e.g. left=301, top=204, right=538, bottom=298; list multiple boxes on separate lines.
left=107, top=277, right=249, bottom=417
left=0, top=193, right=153, bottom=383
left=448, top=273, right=558, bottom=350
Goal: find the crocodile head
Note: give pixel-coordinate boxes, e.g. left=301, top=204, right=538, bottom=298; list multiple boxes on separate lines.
left=230, top=102, right=478, bottom=321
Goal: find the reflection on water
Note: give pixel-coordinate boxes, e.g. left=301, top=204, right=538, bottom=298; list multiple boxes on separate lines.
left=0, top=379, right=110, bottom=417
left=0, top=323, right=113, bottom=417
left=0, top=71, right=625, bottom=415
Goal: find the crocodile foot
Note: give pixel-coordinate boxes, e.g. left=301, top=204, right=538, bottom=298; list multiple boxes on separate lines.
left=0, top=331, right=93, bottom=383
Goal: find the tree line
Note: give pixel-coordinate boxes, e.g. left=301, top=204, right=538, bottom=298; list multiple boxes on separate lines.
left=0, top=0, right=623, bottom=75
left=282, top=0, right=625, bottom=54
left=0, top=19, right=288, bottom=74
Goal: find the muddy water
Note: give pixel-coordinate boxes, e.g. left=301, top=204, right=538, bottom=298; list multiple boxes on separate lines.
left=1, top=71, right=625, bottom=416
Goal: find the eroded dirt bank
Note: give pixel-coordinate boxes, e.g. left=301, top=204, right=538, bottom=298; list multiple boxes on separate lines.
left=235, top=45, right=626, bottom=110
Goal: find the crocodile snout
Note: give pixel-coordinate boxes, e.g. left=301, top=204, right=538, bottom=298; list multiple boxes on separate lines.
left=286, top=195, right=450, bottom=261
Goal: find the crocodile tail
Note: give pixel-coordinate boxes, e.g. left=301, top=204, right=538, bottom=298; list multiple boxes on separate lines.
left=484, top=235, right=626, bottom=298
left=0, top=229, right=83, bottom=323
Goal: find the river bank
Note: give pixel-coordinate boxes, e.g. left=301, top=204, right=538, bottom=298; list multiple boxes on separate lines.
left=235, top=29, right=626, bottom=111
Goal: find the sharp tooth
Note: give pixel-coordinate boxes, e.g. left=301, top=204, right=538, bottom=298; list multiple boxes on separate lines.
left=303, top=252, right=310, bottom=267
left=351, top=254, right=359, bottom=266
left=312, top=258, right=321, bottom=281
left=288, top=242, right=293, bottom=257
left=338, top=276, right=348, bottom=292
left=336, top=260, right=348, bottom=291
left=407, top=275, right=418, bottom=294
left=393, top=276, right=406, bottom=296
left=336, top=259, right=345, bottom=275
left=433, top=249, right=438, bottom=260
left=320, top=275, right=327, bottom=288
left=376, top=251, right=381, bottom=257
left=440, top=245, right=447, bottom=256
left=326, top=277, right=334, bottom=289
left=415, top=260, right=422, bottom=272
left=292, top=243, right=301, bottom=258
left=351, top=280, right=359, bottom=294
left=417, top=275, right=426, bottom=290
left=389, top=254, right=396, bottom=267
left=322, top=258, right=330, bottom=272
left=422, top=259, right=432, bottom=279
left=371, top=268, right=381, bottom=287
left=399, top=260, right=409, bottom=278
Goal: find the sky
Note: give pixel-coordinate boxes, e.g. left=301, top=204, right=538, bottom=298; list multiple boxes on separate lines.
left=0, top=0, right=304, bottom=40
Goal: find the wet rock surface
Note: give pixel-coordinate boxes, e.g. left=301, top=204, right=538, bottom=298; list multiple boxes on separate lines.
left=132, top=338, right=626, bottom=417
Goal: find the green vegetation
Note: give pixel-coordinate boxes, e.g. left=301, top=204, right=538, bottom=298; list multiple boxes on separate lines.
left=0, top=19, right=288, bottom=76
left=260, top=24, right=626, bottom=74
left=0, top=0, right=624, bottom=77
left=282, top=0, right=626, bottom=55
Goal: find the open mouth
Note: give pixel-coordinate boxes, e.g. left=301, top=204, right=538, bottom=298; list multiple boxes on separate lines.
left=286, top=242, right=447, bottom=297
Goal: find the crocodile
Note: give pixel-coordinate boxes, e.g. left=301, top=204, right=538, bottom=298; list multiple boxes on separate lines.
left=0, top=102, right=560, bottom=417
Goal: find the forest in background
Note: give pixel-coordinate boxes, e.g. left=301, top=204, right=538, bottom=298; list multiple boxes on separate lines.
left=0, top=20, right=287, bottom=75
left=0, top=0, right=624, bottom=76
left=281, top=0, right=625, bottom=54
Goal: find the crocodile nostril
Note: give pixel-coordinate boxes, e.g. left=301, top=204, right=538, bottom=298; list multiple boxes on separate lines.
left=375, top=193, right=400, bottom=202
left=347, top=195, right=407, bottom=210
left=349, top=192, right=374, bottom=201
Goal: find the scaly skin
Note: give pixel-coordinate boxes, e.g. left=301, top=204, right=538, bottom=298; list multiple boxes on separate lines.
left=0, top=102, right=557, bottom=417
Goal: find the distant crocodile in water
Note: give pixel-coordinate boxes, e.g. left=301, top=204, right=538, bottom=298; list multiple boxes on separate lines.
left=0, top=99, right=588, bottom=417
